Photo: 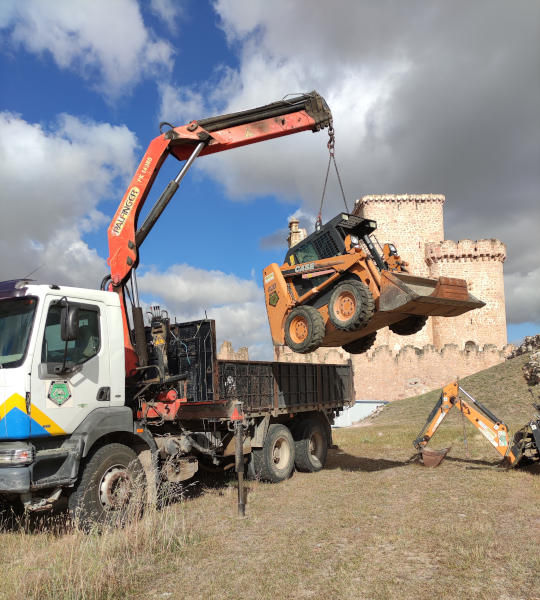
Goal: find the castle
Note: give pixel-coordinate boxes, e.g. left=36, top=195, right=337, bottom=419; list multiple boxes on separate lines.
left=274, top=194, right=510, bottom=400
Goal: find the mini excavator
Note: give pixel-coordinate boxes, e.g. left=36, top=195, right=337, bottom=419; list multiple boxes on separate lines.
left=263, top=213, right=484, bottom=354
left=413, top=381, right=540, bottom=467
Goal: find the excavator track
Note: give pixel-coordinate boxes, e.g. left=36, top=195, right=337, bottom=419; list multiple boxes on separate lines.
left=507, top=419, right=540, bottom=467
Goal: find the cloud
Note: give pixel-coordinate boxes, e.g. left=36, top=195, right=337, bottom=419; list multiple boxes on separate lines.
left=0, top=111, right=137, bottom=287
left=505, top=267, right=540, bottom=324
left=0, top=0, right=173, bottom=100
left=150, top=0, right=184, bottom=31
left=160, top=0, right=539, bottom=325
left=137, top=264, right=272, bottom=359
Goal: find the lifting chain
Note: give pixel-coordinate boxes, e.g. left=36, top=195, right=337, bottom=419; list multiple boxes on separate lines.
left=316, top=121, right=349, bottom=230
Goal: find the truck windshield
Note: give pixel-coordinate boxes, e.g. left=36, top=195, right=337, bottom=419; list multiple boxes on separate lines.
left=0, top=297, right=37, bottom=368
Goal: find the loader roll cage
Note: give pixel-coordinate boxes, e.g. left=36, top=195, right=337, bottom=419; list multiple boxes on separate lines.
left=285, top=213, right=383, bottom=270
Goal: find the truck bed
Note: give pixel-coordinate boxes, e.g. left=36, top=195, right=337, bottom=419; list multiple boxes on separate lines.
left=152, top=319, right=354, bottom=422
left=218, top=359, right=354, bottom=417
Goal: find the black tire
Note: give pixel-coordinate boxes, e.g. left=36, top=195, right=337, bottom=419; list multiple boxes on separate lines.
left=284, top=306, right=325, bottom=354
left=294, top=418, right=328, bottom=472
left=389, top=315, right=428, bottom=336
left=68, top=443, right=145, bottom=530
left=328, top=280, right=374, bottom=331
left=342, top=332, right=377, bottom=354
left=250, top=424, right=295, bottom=483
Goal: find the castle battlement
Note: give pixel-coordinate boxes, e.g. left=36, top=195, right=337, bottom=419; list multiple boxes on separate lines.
left=425, top=239, right=506, bottom=264
left=356, top=193, right=446, bottom=206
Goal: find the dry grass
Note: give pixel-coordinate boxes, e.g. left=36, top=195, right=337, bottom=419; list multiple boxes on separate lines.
left=1, top=354, right=538, bottom=600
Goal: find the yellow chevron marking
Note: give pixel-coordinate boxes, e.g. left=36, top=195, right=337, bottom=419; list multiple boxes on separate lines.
left=0, top=393, right=66, bottom=435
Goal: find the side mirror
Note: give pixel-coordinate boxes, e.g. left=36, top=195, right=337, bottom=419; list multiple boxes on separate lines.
left=61, top=306, right=79, bottom=341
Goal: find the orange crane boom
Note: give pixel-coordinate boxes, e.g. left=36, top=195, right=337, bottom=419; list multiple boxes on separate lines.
left=103, top=92, right=332, bottom=376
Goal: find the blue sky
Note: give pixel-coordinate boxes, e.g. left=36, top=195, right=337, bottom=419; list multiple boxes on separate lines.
left=1, top=0, right=538, bottom=357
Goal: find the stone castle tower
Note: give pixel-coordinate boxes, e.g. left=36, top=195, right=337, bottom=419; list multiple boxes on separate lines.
left=352, top=193, right=507, bottom=351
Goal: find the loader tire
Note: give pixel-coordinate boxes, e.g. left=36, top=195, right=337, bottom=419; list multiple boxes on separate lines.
left=342, top=332, right=377, bottom=355
left=68, top=443, right=146, bottom=530
left=328, top=280, right=374, bottom=331
left=294, top=418, right=328, bottom=472
left=284, top=306, right=325, bottom=354
left=251, top=424, right=295, bottom=483
left=389, top=315, right=428, bottom=336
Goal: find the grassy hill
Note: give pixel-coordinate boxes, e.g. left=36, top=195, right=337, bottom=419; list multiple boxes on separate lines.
left=0, top=355, right=538, bottom=600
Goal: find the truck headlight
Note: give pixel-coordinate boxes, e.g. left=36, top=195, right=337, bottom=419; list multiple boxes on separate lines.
left=350, top=235, right=359, bottom=245
left=0, top=446, right=34, bottom=466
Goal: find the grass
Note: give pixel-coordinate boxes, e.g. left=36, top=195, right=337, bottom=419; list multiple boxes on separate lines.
left=0, top=354, right=538, bottom=600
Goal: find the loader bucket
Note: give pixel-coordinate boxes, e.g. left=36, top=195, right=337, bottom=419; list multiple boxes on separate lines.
left=421, top=447, right=450, bottom=468
left=379, top=272, right=485, bottom=318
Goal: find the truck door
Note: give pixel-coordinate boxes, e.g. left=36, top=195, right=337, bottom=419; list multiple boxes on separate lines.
left=30, top=297, right=110, bottom=437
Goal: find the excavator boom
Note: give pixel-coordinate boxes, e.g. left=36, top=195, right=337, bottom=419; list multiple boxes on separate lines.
left=414, top=381, right=540, bottom=467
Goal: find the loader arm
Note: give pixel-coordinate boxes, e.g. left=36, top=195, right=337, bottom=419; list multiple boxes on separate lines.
left=105, top=91, right=332, bottom=375
left=414, top=381, right=515, bottom=462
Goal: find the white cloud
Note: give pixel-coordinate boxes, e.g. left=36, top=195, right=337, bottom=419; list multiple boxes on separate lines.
left=150, top=0, right=184, bottom=31
left=504, top=267, right=540, bottom=325
left=0, top=0, right=173, bottom=100
left=0, top=111, right=137, bottom=287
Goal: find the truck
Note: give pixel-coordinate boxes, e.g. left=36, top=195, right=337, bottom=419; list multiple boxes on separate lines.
left=0, top=91, right=354, bottom=525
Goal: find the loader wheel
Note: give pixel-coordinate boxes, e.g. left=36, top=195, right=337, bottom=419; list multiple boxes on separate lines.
left=328, top=280, right=374, bottom=331
left=389, top=315, right=428, bottom=336
left=284, top=306, right=325, bottom=354
left=342, top=332, right=377, bottom=355
left=294, top=418, right=328, bottom=472
left=68, top=443, right=146, bottom=530
left=250, top=424, right=295, bottom=483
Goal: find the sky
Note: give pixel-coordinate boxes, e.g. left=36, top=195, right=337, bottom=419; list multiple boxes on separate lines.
left=0, top=0, right=538, bottom=358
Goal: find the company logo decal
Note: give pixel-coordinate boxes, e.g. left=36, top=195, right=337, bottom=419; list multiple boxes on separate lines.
left=294, top=262, right=315, bottom=273
left=111, top=186, right=140, bottom=236
left=48, top=381, right=71, bottom=407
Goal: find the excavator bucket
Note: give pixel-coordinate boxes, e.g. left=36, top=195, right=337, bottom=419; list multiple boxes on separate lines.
left=379, top=272, right=485, bottom=318
left=421, top=446, right=451, bottom=467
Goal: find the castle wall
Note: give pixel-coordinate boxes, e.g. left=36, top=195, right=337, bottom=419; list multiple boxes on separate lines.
left=275, top=342, right=508, bottom=401
left=426, top=239, right=507, bottom=348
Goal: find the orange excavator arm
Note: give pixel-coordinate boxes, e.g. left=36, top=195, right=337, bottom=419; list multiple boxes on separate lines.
left=413, top=381, right=516, bottom=463
left=104, top=91, right=332, bottom=376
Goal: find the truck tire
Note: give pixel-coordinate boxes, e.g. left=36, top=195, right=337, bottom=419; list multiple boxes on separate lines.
left=342, top=332, right=377, bottom=354
left=389, top=315, right=428, bottom=336
left=284, top=306, right=325, bottom=354
left=328, top=280, right=374, bottom=331
left=68, top=443, right=145, bottom=529
left=250, top=424, right=295, bottom=483
left=294, top=418, right=328, bottom=472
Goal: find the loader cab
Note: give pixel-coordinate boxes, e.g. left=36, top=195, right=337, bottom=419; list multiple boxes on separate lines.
left=283, top=214, right=379, bottom=299
left=285, top=213, right=378, bottom=266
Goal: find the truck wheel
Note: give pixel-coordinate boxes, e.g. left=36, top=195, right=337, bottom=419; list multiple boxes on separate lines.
left=284, top=306, right=325, bottom=354
left=252, top=424, right=295, bottom=483
left=68, top=443, right=145, bottom=529
left=342, top=332, right=377, bottom=354
left=328, top=280, right=374, bottom=331
left=389, top=315, right=428, bottom=335
left=294, top=418, right=328, bottom=472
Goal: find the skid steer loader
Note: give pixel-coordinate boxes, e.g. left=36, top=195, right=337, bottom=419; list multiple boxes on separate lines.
left=263, top=212, right=484, bottom=354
